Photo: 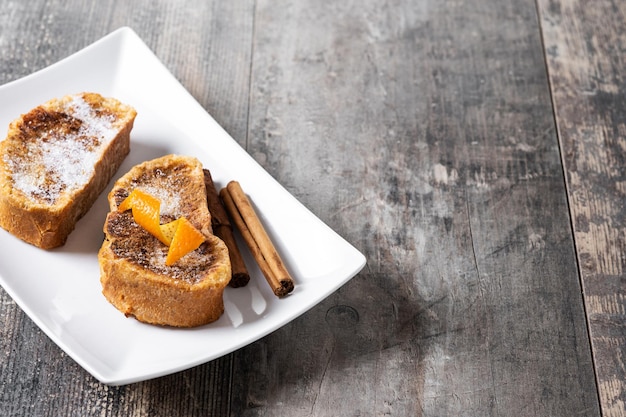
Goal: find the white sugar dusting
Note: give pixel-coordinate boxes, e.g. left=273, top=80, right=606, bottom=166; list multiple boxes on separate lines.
left=138, top=185, right=182, bottom=217
left=7, top=95, right=118, bottom=203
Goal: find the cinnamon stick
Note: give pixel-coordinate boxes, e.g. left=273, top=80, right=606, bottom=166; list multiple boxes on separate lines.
left=220, top=181, right=294, bottom=297
left=203, top=169, right=250, bottom=288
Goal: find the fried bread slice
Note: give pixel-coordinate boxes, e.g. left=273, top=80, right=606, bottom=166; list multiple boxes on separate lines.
left=0, top=92, right=136, bottom=248
left=98, top=155, right=231, bottom=327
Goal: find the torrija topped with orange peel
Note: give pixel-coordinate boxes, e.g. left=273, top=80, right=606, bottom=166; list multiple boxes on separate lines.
left=118, top=189, right=205, bottom=266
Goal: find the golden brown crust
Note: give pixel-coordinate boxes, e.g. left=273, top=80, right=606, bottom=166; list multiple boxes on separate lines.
left=98, top=155, right=232, bottom=327
left=99, top=234, right=230, bottom=327
left=0, top=92, right=136, bottom=248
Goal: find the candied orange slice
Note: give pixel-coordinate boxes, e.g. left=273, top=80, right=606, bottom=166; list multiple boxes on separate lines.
left=118, top=189, right=205, bottom=265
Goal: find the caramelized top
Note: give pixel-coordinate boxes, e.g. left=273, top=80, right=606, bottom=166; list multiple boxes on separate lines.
left=106, top=211, right=221, bottom=284
left=2, top=94, right=127, bottom=205
left=103, top=155, right=226, bottom=284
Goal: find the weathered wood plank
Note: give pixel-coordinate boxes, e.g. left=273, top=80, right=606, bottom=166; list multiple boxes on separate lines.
left=0, top=0, right=610, bottom=415
left=230, top=0, right=600, bottom=415
left=0, top=0, right=253, bottom=415
left=537, top=1, right=626, bottom=416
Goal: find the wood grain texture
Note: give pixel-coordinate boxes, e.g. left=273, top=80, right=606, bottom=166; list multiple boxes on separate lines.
left=0, top=0, right=610, bottom=415
left=231, top=0, right=599, bottom=415
left=537, top=1, right=626, bottom=416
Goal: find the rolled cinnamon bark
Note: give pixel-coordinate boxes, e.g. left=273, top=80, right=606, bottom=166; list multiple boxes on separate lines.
left=203, top=170, right=250, bottom=287
left=220, top=181, right=294, bottom=297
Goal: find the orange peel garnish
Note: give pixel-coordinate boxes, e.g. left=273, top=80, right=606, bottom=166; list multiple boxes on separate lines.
left=118, top=189, right=205, bottom=265
left=119, top=189, right=170, bottom=245
left=165, top=217, right=206, bottom=266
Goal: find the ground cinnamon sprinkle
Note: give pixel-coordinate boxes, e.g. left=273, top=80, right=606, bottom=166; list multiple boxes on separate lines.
left=107, top=212, right=215, bottom=284
left=6, top=94, right=118, bottom=204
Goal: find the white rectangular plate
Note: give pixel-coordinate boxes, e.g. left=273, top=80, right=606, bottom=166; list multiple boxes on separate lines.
left=0, top=27, right=366, bottom=385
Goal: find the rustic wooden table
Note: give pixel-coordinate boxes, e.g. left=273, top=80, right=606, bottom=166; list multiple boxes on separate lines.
left=1, top=0, right=624, bottom=416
